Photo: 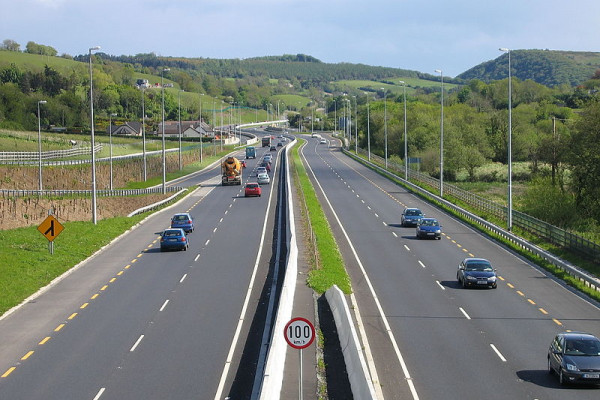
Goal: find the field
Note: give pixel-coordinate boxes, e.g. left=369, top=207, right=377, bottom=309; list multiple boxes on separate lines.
left=333, top=77, right=458, bottom=96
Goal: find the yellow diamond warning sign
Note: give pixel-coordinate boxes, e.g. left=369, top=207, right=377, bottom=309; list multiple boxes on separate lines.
left=37, top=215, right=64, bottom=242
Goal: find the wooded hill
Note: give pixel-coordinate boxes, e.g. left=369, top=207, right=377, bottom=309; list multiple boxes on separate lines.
left=458, top=49, right=600, bottom=87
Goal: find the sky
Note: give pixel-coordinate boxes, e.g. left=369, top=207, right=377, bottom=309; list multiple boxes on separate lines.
left=1, top=0, right=599, bottom=77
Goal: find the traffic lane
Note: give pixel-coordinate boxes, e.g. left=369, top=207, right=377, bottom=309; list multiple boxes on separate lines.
left=306, top=160, right=533, bottom=399
left=0, top=181, right=215, bottom=381
left=307, top=148, right=600, bottom=398
left=98, top=192, right=270, bottom=399
left=323, top=148, right=600, bottom=336
left=0, top=177, right=266, bottom=398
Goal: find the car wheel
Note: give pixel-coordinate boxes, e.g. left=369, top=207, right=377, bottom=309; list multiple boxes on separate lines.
left=548, top=358, right=554, bottom=375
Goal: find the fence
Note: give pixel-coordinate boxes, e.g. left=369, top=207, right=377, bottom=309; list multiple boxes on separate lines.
left=0, top=145, right=103, bottom=163
left=0, top=186, right=184, bottom=199
left=356, top=148, right=600, bottom=263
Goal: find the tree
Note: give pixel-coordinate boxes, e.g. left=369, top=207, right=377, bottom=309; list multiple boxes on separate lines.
left=2, top=39, right=20, bottom=51
left=568, top=99, right=600, bottom=221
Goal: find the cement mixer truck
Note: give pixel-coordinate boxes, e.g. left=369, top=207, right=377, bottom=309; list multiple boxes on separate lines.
left=221, top=156, right=243, bottom=186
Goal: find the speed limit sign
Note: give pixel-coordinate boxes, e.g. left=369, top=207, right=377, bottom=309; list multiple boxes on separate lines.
left=284, top=317, right=315, bottom=349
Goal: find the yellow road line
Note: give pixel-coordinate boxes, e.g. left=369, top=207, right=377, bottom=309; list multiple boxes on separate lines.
left=68, top=313, right=78, bottom=320
left=54, top=324, right=65, bottom=332
left=39, top=337, right=51, bottom=345
left=539, top=308, right=548, bottom=315
left=21, top=351, right=34, bottom=360
left=2, top=367, right=16, bottom=378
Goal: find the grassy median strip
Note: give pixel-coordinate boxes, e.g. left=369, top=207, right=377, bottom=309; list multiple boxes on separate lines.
left=290, top=139, right=351, bottom=294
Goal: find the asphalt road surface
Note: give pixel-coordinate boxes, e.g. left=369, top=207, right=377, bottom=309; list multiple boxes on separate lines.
left=0, top=145, right=284, bottom=400
left=300, top=135, right=600, bottom=400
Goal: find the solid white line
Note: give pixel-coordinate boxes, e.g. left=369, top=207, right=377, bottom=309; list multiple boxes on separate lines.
left=418, top=261, right=426, bottom=268
left=93, top=388, right=106, bottom=400
left=180, top=274, right=187, bottom=283
left=130, top=335, right=144, bottom=352
left=304, top=153, right=419, bottom=400
left=490, top=344, right=507, bottom=362
left=159, top=299, right=169, bottom=311
left=436, top=281, right=445, bottom=290
left=459, top=307, right=471, bottom=320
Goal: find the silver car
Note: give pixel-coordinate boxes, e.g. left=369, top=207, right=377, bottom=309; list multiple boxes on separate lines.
left=257, top=172, right=270, bottom=185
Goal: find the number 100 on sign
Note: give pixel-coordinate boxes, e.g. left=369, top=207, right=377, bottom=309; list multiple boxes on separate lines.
left=284, top=317, right=315, bottom=350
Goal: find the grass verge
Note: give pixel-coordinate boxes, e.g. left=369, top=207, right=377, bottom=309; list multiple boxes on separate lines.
left=289, top=139, right=351, bottom=294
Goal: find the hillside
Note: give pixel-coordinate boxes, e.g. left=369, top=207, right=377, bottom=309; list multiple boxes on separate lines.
left=457, top=49, right=600, bottom=87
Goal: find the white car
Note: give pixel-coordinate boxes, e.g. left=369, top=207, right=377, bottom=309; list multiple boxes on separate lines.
left=256, top=167, right=267, bottom=176
left=320, top=138, right=327, bottom=144
left=257, top=172, right=270, bottom=185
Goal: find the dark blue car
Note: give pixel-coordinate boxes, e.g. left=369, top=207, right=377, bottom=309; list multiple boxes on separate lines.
left=457, top=258, right=497, bottom=289
left=160, top=228, right=189, bottom=252
left=401, top=208, right=424, bottom=227
left=416, top=218, right=442, bottom=239
left=170, top=213, right=194, bottom=233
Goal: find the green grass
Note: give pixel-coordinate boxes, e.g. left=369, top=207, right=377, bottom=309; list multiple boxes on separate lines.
left=334, top=77, right=458, bottom=95
left=291, top=139, right=351, bottom=294
left=0, top=214, right=147, bottom=314
left=270, top=94, right=312, bottom=111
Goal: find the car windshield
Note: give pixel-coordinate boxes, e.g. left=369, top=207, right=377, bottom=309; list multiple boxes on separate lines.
left=247, top=184, right=258, bottom=188
left=164, top=230, right=182, bottom=237
left=405, top=209, right=422, bottom=216
left=465, top=262, right=493, bottom=271
left=420, top=220, right=438, bottom=227
left=565, top=339, right=600, bottom=356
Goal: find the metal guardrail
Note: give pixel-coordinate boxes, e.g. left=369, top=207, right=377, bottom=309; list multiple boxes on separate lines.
left=346, top=148, right=600, bottom=293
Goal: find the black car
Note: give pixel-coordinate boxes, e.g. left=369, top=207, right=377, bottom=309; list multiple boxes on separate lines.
left=270, top=145, right=277, bottom=151
left=456, top=258, right=497, bottom=289
left=401, top=208, right=424, bottom=227
left=548, top=332, right=600, bottom=386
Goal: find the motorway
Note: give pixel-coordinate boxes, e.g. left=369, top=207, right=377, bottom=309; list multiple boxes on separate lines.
left=0, top=142, right=285, bottom=400
left=300, top=135, right=600, bottom=399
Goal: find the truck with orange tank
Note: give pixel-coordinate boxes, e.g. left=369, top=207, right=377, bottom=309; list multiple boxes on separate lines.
left=221, top=156, right=243, bottom=185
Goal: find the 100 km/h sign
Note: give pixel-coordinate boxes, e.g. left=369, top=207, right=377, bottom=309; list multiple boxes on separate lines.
left=284, top=317, right=315, bottom=350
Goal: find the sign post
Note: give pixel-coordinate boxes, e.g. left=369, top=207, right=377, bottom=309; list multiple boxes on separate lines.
left=37, top=212, right=64, bottom=254
left=284, top=317, right=315, bottom=400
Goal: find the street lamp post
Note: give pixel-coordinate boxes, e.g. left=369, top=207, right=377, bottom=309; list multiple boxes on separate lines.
left=399, top=81, right=408, bottom=180
left=141, top=89, right=147, bottom=181
left=109, top=113, right=117, bottom=190
left=366, top=93, right=371, bottom=161
left=89, top=46, right=101, bottom=224
left=500, top=47, right=513, bottom=230
left=382, top=88, right=388, bottom=169
left=435, top=69, right=444, bottom=197
left=199, top=93, right=204, bottom=163
left=37, top=100, right=47, bottom=191
left=353, top=95, right=357, bottom=154
left=161, top=67, right=170, bottom=194
left=178, top=89, right=183, bottom=170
